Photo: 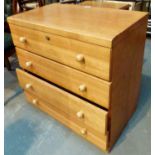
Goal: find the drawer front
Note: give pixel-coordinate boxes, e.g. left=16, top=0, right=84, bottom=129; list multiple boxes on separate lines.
left=10, top=24, right=111, bottom=81
left=16, top=48, right=111, bottom=109
left=24, top=92, right=108, bottom=151
left=16, top=69, right=108, bottom=137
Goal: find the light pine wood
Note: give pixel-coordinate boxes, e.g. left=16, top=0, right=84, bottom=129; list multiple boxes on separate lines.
left=16, top=69, right=109, bottom=137
left=79, top=1, right=130, bottom=10
left=9, top=24, right=111, bottom=80
left=108, top=16, right=148, bottom=151
left=7, top=4, right=147, bottom=48
left=16, top=48, right=111, bottom=109
left=24, top=92, right=108, bottom=151
left=7, top=4, right=148, bottom=152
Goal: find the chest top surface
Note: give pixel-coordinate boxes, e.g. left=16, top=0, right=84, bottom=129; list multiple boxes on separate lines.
left=8, top=4, right=147, bottom=48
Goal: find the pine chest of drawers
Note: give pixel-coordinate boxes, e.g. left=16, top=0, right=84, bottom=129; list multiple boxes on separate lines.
left=7, top=4, right=148, bottom=152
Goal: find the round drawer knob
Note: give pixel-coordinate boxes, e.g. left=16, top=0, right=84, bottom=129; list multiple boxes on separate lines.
left=25, top=83, right=32, bottom=89
left=32, top=99, right=38, bottom=105
left=81, top=128, right=87, bottom=135
left=76, top=111, right=84, bottom=118
left=79, top=84, right=87, bottom=92
left=76, top=54, right=85, bottom=62
left=19, top=37, right=27, bottom=43
left=25, top=61, right=32, bottom=67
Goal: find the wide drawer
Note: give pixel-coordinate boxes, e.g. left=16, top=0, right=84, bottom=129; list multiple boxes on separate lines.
left=10, top=24, right=111, bottom=81
left=16, top=48, right=111, bottom=109
left=17, top=69, right=108, bottom=135
left=24, top=92, right=108, bottom=151
left=17, top=69, right=108, bottom=141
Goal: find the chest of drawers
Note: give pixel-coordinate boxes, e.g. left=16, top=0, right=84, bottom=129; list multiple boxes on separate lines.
left=7, top=4, right=148, bottom=152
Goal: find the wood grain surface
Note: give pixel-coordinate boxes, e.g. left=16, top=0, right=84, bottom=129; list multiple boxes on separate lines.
left=16, top=48, right=111, bottom=109
left=8, top=4, right=147, bottom=47
left=10, top=24, right=111, bottom=80
left=108, top=15, right=148, bottom=151
left=16, top=69, right=108, bottom=138
left=25, top=92, right=108, bottom=151
left=7, top=3, right=148, bottom=151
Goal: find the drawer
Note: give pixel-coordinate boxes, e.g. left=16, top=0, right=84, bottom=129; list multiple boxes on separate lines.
left=16, top=69, right=108, bottom=137
left=10, top=24, right=111, bottom=81
left=24, top=92, right=108, bottom=151
left=16, top=48, right=111, bottom=109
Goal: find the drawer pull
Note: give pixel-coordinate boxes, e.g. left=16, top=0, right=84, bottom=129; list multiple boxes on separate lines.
left=19, top=37, right=27, bottom=43
left=81, top=128, right=87, bottom=135
left=25, top=83, right=32, bottom=89
left=32, top=99, right=38, bottom=105
left=76, top=54, right=85, bottom=62
left=76, top=111, right=84, bottom=118
left=79, top=84, right=87, bottom=92
left=25, top=61, right=32, bottom=67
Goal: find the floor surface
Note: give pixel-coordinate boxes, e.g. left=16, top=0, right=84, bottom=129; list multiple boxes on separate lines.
left=4, top=38, right=151, bottom=155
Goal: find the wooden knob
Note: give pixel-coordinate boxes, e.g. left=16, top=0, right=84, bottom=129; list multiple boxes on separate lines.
left=25, top=61, right=32, bottom=67
left=25, top=83, right=32, bottom=89
left=81, top=128, right=87, bottom=135
left=77, top=111, right=84, bottom=118
left=79, top=84, right=87, bottom=92
left=32, top=99, right=38, bottom=105
left=76, top=54, right=85, bottom=62
left=19, top=37, right=27, bottom=43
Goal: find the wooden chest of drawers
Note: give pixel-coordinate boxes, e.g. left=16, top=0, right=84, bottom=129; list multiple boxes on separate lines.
left=7, top=4, right=148, bottom=152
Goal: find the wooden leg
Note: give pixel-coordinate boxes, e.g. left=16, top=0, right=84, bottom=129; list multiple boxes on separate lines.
left=4, top=56, right=11, bottom=70
left=13, top=0, right=18, bottom=14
